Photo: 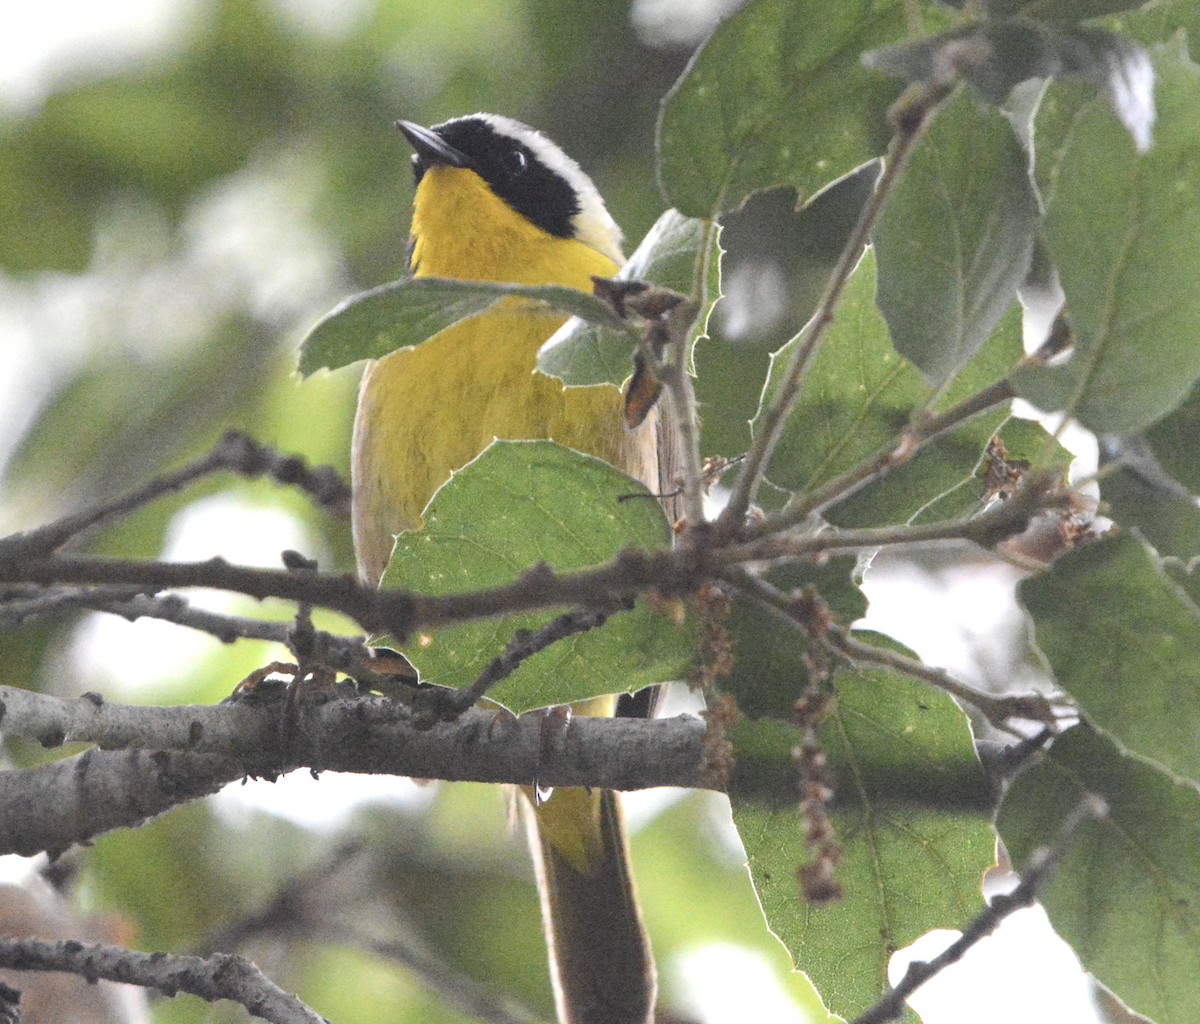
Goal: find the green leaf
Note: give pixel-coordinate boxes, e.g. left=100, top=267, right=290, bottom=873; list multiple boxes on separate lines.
left=1013, top=44, right=1200, bottom=433
left=1099, top=435, right=1200, bottom=560
left=728, top=645, right=994, bottom=1022
left=1145, top=377, right=1200, bottom=494
left=874, top=90, right=1037, bottom=385
left=657, top=0, right=924, bottom=218
left=722, top=557, right=868, bottom=720
left=1121, top=0, right=1200, bottom=64
left=697, top=166, right=881, bottom=461
left=537, top=209, right=714, bottom=388
left=1019, top=532, right=1200, bottom=782
left=865, top=20, right=1155, bottom=149
left=996, top=724, right=1200, bottom=1024
left=758, top=249, right=1023, bottom=527
left=299, top=277, right=625, bottom=376
left=381, top=441, right=690, bottom=714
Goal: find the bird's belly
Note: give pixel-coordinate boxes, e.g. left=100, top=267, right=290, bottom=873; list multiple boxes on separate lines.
left=350, top=306, right=626, bottom=584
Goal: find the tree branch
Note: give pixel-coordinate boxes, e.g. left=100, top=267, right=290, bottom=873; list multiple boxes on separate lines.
left=0, top=464, right=1066, bottom=651
left=329, top=927, right=550, bottom=1024
left=0, top=938, right=326, bottom=1024
left=0, top=685, right=713, bottom=857
left=440, top=608, right=612, bottom=717
left=719, top=467, right=1067, bottom=569
left=0, top=431, right=349, bottom=560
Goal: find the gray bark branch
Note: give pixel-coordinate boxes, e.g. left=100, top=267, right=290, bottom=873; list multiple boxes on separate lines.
left=0, top=685, right=712, bottom=858
left=0, top=938, right=326, bottom=1024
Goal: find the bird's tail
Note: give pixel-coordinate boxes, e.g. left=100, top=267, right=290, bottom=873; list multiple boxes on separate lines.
left=526, top=785, right=656, bottom=1024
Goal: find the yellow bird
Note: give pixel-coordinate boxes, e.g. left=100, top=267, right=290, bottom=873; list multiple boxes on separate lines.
left=351, top=113, right=664, bottom=1024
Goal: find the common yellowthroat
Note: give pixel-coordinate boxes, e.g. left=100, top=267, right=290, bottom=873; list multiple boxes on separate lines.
left=351, top=113, right=666, bottom=1024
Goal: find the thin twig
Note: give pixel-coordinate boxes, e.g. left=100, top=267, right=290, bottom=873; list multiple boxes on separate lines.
left=718, top=468, right=1064, bottom=569
left=749, top=377, right=1017, bottom=539
left=0, top=584, right=148, bottom=627
left=658, top=305, right=710, bottom=533
left=0, top=469, right=1057, bottom=644
left=722, top=567, right=1057, bottom=732
left=825, top=626, right=1059, bottom=732
left=0, top=938, right=327, bottom=1024
left=717, top=81, right=956, bottom=537
left=851, top=794, right=1109, bottom=1024
left=0, top=431, right=349, bottom=560
left=0, top=587, right=391, bottom=684
left=438, top=608, right=612, bottom=718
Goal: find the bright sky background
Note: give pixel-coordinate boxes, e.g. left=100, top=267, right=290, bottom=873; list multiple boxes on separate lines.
left=0, top=3, right=1115, bottom=1022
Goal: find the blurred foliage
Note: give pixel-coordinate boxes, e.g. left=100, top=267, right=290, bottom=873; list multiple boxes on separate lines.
left=8, top=1, right=1200, bottom=1023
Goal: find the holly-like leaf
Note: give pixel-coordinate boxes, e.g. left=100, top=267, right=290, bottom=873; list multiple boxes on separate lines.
left=381, top=441, right=691, bottom=714
left=1098, top=434, right=1200, bottom=560
left=874, top=90, right=1037, bottom=385
left=729, top=640, right=994, bottom=1022
left=1019, top=532, right=1200, bottom=782
left=1013, top=43, right=1200, bottom=434
left=657, top=0, right=926, bottom=218
left=697, top=166, right=881, bottom=461
left=865, top=19, right=1155, bottom=150
left=537, top=209, right=715, bottom=387
left=997, top=724, right=1200, bottom=1024
left=299, top=277, right=624, bottom=376
left=1145, top=377, right=1200, bottom=495
left=1123, top=0, right=1200, bottom=64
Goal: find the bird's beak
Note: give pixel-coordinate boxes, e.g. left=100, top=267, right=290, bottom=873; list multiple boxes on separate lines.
left=395, top=120, right=469, bottom=168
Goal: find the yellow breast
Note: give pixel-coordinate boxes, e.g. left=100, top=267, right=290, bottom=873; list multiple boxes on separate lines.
left=351, top=165, right=638, bottom=585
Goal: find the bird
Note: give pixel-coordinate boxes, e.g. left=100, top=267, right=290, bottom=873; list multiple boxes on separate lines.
left=350, top=112, right=669, bottom=1024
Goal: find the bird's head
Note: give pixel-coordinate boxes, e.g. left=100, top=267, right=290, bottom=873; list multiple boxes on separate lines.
left=397, top=113, right=624, bottom=276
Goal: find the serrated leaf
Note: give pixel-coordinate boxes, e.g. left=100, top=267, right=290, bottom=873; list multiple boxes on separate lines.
left=1098, top=434, right=1200, bottom=560
left=1013, top=45, right=1200, bottom=433
left=381, top=441, right=690, bottom=714
left=537, top=209, right=714, bottom=387
left=729, top=643, right=994, bottom=1022
left=874, top=90, right=1037, bottom=385
left=723, top=557, right=868, bottom=720
left=299, top=277, right=624, bottom=376
left=758, top=249, right=1023, bottom=527
left=997, top=724, right=1200, bottom=1024
left=697, top=166, right=881, bottom=461
left=1145, top=377, right=1200, bottom=494
left=1121, top=0, right=1200, bottom=64
left=865, top=19, right=1155, bottom=150
left=1019, top=532, right=1200, bottom=782
left=657, top=0, right=925, bottom=218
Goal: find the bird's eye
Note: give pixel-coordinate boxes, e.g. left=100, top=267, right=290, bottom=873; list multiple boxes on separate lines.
left=503, top=148, right=528, bottom=176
